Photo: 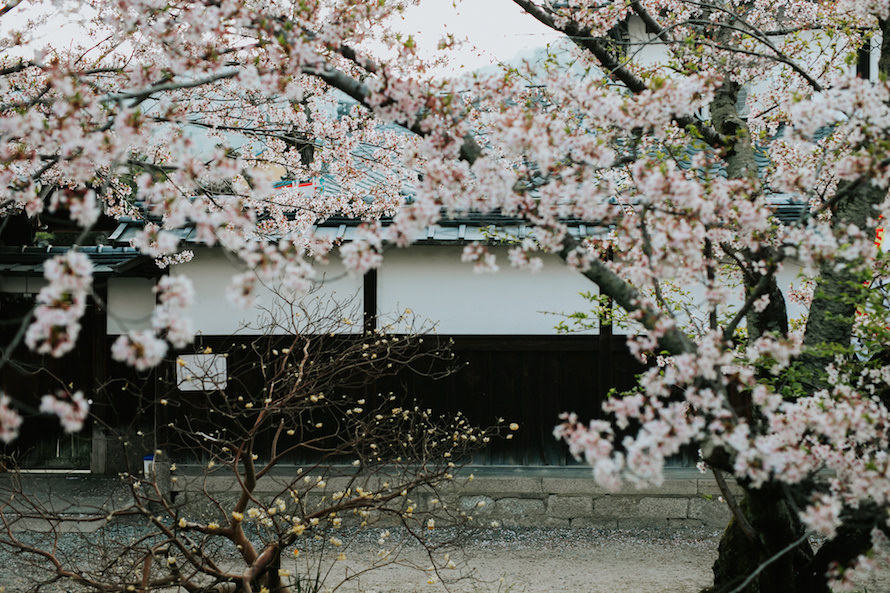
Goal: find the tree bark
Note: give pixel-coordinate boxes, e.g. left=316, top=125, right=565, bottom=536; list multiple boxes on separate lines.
left=707, top=485, right=815, bottom=593
left=705, top=10, right=808, bottom=593
left=712, top=16, right=890, bottom=593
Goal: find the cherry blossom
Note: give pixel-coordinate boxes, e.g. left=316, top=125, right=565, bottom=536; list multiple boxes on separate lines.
left=1, top=0, right=890, bottom=589
left=152, top=275, right=196, bottom=348
left=0, top=393, right=23, bottom=444
left=24, top=250, right=93, bottom=357
left=111, top=330, right=169, bottom=371
left=39, top=390, right=90, bottom=433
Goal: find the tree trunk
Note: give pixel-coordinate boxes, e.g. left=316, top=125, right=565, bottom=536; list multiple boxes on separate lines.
left=707, top=485, right=816, bottom=593
left=711, top=16, right=890, bottom=592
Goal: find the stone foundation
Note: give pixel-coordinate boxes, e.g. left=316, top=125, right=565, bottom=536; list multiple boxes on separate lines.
left=2, top=467, right=740, bottom=531
left=178, top=467, right=739, bottom=529
left=440, top=468, right=739, bottom=529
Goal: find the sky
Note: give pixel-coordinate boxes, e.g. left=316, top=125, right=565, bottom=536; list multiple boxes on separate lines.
left=1, top=0, right=558, bottom=69
left=394, top=0, right=559, bottom=73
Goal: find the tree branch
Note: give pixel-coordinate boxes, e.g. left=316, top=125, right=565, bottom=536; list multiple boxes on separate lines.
left=512, top=0, right=724, bottom=148
left=559, top=234, right=696, bottom=355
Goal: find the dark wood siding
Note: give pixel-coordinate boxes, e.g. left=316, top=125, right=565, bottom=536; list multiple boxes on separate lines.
left=3, top=326, right=697, bottom=470
left=0, top=294, right=101, bottom=469
left=150, top=333, right=655, bottom=467
left=387, top=335, right=649, bottom=466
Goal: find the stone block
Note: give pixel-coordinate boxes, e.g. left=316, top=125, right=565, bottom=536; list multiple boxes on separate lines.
left=496, top=497, right=545, bottom=517
left=484, top=515, right=567, bottom=528
left=538, top=517, right=571, bottom=528
left=547, top=495, right=593, bottom=519
left=301, top=493, right=329, bottom=512
left=459, top=495, right=494, bottom=515
left=542, top=477, right=608, bottom=495
left=688, top=496, right=732, bottom=527
left=197, top=475, right=233, bottom=493
left=493, top=510, right=550, bottom=528
left=594, top=496, right=638, bottom=518
left=618, top=517, right=702, bottom=529
left=457, top=476, right=543, bottom=495
left=698, top=478, right=743, bottom=497
left=414, top=491, right=451, bottom=512
left=570, top=516, right=619, bottom=529
left=319, top=476, right=357, bottom=493
left=595, top=496, right=688, bottom=519
left=638, top=497, right=689, bottom=518
left=625, top=479, right=698, bottom=496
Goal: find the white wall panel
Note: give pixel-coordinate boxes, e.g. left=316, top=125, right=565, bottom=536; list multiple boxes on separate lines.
left=377, top=246, right=598, bottom=335
left=172, top=248, right=363, bottom=336
left=107, top=277, right=156, bottom=334
left=103, top=246, right=813, bottom=339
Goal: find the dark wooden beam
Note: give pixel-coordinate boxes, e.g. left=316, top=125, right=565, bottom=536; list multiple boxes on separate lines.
left=90, top=280, right=108, bottom=474
left=363, top=269, right=377, bottom=334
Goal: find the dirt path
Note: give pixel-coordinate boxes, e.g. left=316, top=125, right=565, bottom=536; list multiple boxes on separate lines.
left=6, top=527, right=889, bottom=593
left=306, top=529, right=722, bottom=593
left=3, top=527, right=720, bottom=593
left=311, top=527, right=890, bottom=593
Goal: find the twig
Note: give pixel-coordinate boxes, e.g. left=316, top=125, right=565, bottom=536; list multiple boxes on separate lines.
left=712, top=468, right=758, bottom=544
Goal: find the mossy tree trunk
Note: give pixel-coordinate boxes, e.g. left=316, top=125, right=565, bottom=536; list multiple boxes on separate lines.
left=708, top=16, right=890, bottom=593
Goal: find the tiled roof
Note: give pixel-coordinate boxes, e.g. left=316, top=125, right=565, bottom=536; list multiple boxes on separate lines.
left=109, top=209, right=607, bottom=247
left=0, top=245, right=156, bottom=277
left=109, top=191, right=809, bottom=248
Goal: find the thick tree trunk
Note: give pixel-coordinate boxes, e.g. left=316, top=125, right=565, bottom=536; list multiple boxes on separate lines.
left=707, top=485, right=815, bottom=593
left=797, top=17, right=889, bottom=385
left=707, top=68, right=816, bottom=590
left=711, top=16, right=890, bottom=593
left=799, top=177, right=885, bottom=383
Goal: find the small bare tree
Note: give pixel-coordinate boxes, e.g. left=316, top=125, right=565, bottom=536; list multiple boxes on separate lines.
left=0, top=291, right=502, bottom=593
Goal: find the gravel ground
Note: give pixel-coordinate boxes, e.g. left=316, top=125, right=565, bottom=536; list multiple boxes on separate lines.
left=4, top=526, right=889, bottom=593
left=1, top=526, right=724, bottom=593
left=325, top=527, right=724, bottom=593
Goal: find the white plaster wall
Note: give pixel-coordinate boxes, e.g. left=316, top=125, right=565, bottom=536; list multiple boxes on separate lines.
left=628, top=16, right=668, bottom=67
left=377, top=246, right=599, bottom=335
left=107, top=277, right=156, bottom=334
left=778, top=262, right=809, bottom=324
left=612, top=261, right=810, bottom=336
left=101, top=246, right=811, bottom=338
left=171, top=248, right=363, bottom=336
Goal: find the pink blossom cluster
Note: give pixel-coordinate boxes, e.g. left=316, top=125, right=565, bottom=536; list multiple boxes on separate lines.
left=48, top=188, right=100, bottom=227
left=226, top=272, right=258, bottom=310
left=111, top=276, right=196, bottom=369
left=827, top=528, right=890, bottom=591
left=461, top=243, right=500, bottom=273
left=111, top=329, right=169, bottom=371
left=155, top=250, right=195, bottom=269
left=129, top=224, right=182, bottom=258
left=24, top=251, right=94, bottom=358
left=39, top=390, right=90, bottom=433
left=152, top=275, right=195, bottom=348
left=340, top=225, right=384, bottom=276
left=0, top=393, right=23, bottom=444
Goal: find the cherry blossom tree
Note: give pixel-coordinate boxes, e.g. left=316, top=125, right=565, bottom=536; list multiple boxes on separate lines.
left=1, top=0, right=890, bottom=591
